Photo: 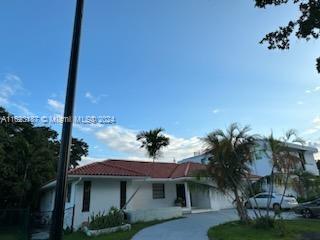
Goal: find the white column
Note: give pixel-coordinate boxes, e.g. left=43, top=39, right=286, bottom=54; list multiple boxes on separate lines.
left=184, top=182, right=191, bottom=210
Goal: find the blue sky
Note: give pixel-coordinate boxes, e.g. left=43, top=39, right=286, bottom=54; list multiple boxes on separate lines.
left=1, top=0, right=320, bottom=163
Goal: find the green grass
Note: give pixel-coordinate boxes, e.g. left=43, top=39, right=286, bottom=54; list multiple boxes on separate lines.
left=208, top=220, right=320, bottom=240
left=63, top=218, right=181, bottom=240
left=0, top=227, right=25, bottom=240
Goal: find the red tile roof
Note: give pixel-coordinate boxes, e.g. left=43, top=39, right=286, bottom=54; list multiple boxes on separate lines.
left=69, top=159, right=205, bottom=179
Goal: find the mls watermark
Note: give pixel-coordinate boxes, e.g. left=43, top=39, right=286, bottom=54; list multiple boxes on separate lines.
left=0, top=115, right=116, bottom=125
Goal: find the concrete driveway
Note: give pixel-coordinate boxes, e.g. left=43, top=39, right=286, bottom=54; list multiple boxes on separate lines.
left=132, top=209, right=298, bottom=240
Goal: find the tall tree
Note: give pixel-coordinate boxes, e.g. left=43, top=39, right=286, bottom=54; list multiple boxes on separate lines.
left=255, top=0, right=320, bottom=72
left=69, top=138, right=88, bottom=169
left=0, top=107, right=88, bottom=208
left=136, top=128, right=170, bottom=162
left=202, top=123, right=256, bottom=223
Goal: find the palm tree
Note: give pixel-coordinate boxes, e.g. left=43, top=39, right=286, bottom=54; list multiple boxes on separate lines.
left=121, top=128, right=169, bottom=210
left=278, top=130, right=304, bottom=208
left=263, top=132, right=282, bottom=217
left=202, top=123, right=256, bottom=223
left=136, top=128, right=170, bottom=162
left=263, top=129, right=304, bottom=217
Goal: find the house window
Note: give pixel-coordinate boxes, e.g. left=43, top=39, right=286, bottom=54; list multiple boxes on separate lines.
left=152, top=183, right=165, bottom=199
left=82, top=181, right=91, bottom=212
left=66, top=183, right=72, bottom=203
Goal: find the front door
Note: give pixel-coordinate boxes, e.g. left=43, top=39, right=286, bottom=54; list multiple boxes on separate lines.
left=120, top=181, right=127, bottom=209
left=176, top=184, right=186, bottom=207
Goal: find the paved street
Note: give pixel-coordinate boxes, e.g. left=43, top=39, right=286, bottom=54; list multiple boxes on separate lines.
left=132, top=209, right=298, bottom=240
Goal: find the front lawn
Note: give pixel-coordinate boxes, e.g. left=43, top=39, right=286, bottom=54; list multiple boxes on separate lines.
left=0, top=227, right=25, bottom=240
left=64, top=218, right=180, bottom=240
left=208, top=220, right=320, bottom=240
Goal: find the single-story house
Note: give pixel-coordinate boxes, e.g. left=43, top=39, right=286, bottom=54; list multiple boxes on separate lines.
left=40, top=159, right=235, bottom=230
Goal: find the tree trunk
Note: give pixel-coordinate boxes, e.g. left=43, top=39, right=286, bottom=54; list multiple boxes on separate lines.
left=19, top=163, right=29, bottom=207
left=266, top=165, right=275, bottom=218
left=234, top=187, right=250, bottom=223
left=278, top=172, right=290, bottom=218
left=244, top=177, right=262, bottom=218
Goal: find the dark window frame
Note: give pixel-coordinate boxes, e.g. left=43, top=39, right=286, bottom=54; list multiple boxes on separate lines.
left=152, top=183, right=165, bottom=199
left=120, top=181, right=127, bottom=209
left=82, top=181, right=91, bottom=212
left=66, top=183, right=72, bottom=203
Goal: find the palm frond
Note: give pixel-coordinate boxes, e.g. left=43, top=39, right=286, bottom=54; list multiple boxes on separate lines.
left=136, top=128, right=170, bottom=160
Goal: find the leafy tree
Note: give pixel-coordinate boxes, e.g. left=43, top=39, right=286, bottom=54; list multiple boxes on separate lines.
left=0, top=107, right=88, bottom=208
left=69, top=138, right=88, bottom=169
left=136, top=128, right=170, bottom=162
left=317, top=160, right=320, bottom=172
left=202, top=123, right=256, bottom=223
left=255, top=0, right=320, bottom=72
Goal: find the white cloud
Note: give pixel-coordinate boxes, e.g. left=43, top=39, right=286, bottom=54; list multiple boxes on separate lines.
left=0, top=73, right=22, bottom=97
left=304, top=116, right=320, bottom=135
left=305, top=86, right=320, bottom=94
left=0, top=73, right=32, bottom=115
left=297, top=101, right=304, bottom=105
left=212, top=109, right=220, bottom=114
left=80, top=156, right=106, bottom=166
left=47, top=99, right=64, bottom=114
left=95, top=125, right=203, bottom=162
left=74, top=122, right=103, bottom=133
left=85, top=91, right=108, bottom=104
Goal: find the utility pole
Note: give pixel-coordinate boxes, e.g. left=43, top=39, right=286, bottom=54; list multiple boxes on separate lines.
left=50, top=1, right=84, bottom=239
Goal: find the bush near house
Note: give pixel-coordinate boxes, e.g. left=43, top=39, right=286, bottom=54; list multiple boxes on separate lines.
left=89, top=207, right=125, bottom=230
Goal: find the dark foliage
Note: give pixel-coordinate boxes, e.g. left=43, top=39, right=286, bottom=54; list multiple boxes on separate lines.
left=255, top=0, right=320, bottom=72
left=202, top=123, right=257, bottom=223
left=136, top=128, right=170, bottom=161
left=0, top=107, right=88, bottom=209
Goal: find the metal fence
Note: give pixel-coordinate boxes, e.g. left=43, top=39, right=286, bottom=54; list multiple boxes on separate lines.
left=30, top=206, right=75, bottom=239
left=0, top=206, right=75, bottom=240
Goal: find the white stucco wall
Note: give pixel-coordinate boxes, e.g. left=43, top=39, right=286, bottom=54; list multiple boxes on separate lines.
left=209, top=189, right=234, bottom=211
left=190, top=188, right=211, bottom=209
left=40, top=182, right=75, bottom=228
left=304, top=152, right=319, bottom=175
left=126, top=181, right=177, bottom=210
left=126, top=207, right=182, bottom=223
left=73, top=178, right=121, bottom=229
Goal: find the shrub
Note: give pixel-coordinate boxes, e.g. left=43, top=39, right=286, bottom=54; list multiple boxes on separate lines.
left=88, top=207, right=125, bottom=230
left=253, top=216, right=275, bottom=229
left=252, top=216, right=287, bottom=236
left=274, top=218, right=287, bottom=237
